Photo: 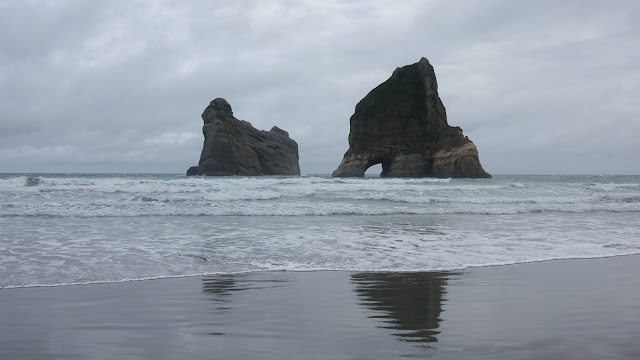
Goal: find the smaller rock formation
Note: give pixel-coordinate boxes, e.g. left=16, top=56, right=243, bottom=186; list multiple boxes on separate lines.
left=332, top=57, right=490, bottom=178
left=186, top=98, right=300, bottom=176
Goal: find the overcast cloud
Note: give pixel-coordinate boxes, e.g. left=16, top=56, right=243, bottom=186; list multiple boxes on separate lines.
left=1, top=0, right=639, bottom=174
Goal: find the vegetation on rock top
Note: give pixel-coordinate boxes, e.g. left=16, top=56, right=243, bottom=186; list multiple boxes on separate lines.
left=353, top=63, right=425, bottom=119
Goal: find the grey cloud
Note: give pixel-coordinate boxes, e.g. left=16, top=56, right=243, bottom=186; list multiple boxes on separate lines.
left=1, top=0, right=639, bottom=174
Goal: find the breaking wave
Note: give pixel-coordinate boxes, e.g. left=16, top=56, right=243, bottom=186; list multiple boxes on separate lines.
left=1, top=174, right=638, bottom=218
left=1, top=174, right=640, bottom=288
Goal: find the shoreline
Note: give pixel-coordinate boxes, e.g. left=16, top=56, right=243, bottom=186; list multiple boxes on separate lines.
left=2, top=255, right=639, bottom=359
left=3, top=252, right=640, bottom=290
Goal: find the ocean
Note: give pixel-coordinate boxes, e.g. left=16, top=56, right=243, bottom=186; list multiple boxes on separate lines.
left=1, top=173, right=639, bottom=289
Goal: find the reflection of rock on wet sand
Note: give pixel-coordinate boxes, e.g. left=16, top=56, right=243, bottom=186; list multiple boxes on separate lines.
left=202, top=275, right=240, bottom=308
left=351, top=272, right=451, bottom=346
left=202, top=274, right=291, bottom=308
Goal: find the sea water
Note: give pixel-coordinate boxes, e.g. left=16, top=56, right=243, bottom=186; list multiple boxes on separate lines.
left=1, top=174, right=639, bottom=288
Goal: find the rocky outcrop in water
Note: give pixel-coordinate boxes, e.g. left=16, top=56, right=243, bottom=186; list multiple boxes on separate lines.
left=332, top=57, right=490, bottom=178
left=186, top=98, right=300, bottom=176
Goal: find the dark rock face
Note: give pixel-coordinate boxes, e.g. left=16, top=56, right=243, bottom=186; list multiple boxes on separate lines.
left=187, top=98, right=300, bottom=176
left=332, top=58, right=490, bottom=178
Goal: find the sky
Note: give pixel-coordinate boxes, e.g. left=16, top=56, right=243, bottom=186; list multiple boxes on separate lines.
left=1, top=0, right=639, bottom=175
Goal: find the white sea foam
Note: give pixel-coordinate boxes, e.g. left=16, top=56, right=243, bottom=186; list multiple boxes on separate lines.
left=1, top=174, right=639, bottom=218
left=1, top=174, right=639, bottom=288
left=1, top=212, right=639, bottom=288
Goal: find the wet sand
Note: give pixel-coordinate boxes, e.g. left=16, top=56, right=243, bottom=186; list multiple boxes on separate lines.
left=1, top=255, right=639, bottom=359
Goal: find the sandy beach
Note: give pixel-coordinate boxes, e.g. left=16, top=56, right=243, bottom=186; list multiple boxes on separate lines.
left=1, top=255, right=639, bottom=359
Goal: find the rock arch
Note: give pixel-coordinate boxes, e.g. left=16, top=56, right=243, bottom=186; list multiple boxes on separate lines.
left=332, top=58, right=490, bottom=178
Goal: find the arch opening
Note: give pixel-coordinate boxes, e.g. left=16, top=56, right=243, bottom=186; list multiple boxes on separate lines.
left=365, top=164, right=382, bottom=177
left=365, top=157, right=391, bottom=178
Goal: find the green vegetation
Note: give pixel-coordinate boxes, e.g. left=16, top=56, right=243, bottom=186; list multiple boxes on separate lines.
left=218, top=118, right=243, bottom=141
left=353, top=63, right=425, bottom=119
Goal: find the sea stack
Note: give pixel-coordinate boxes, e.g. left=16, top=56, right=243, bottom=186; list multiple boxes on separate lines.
left=186, top=98, right=300, bottom=176
left=332, top=57, right=491, bottom=178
